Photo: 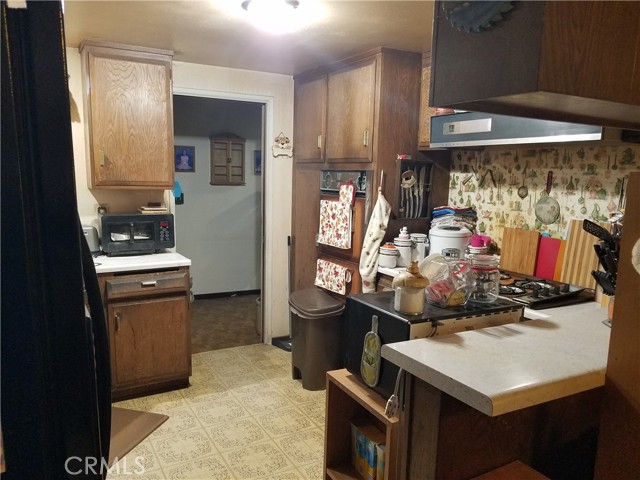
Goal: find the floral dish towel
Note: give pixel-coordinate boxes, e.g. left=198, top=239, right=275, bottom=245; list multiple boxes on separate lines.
left=314, top=259, right=352, bottom=295
left=317, top=199, right=352, bottom=249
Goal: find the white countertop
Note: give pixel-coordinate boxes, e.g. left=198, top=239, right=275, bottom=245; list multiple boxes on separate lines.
left=93, top=252, right=191, bottom=274
left=381, top=301, right=611, bottom=417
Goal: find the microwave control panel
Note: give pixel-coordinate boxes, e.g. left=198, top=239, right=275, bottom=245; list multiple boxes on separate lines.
left=159, top=220, right=172, bottom=243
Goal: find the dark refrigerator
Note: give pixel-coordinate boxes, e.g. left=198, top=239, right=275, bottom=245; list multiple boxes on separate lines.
left=2, top=1, right=111, bottom=478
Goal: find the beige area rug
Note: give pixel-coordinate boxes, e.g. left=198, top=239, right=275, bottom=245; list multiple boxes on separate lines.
left=109, top=407, right=168, bottom=465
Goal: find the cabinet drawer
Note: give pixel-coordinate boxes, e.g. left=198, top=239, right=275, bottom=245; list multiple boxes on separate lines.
left=105, top=271, right=189, bottom=300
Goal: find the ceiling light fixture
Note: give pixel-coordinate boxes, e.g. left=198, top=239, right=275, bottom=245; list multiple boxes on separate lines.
left=241, top=0, right=302, bottom=34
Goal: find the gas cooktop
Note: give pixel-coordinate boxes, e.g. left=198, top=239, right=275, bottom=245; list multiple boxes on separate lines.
left=498, top=271, right=594, bottom=309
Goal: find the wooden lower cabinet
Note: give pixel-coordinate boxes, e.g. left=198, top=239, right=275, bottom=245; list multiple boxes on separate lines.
left=402, top=375, right=603, bottom=480
left=324, top=369, right=399, bottom=479
left=99, top=267, right=191, bottom=400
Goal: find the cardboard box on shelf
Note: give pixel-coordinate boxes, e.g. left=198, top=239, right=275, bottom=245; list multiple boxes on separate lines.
left=351, top=420, right=386, bottom=479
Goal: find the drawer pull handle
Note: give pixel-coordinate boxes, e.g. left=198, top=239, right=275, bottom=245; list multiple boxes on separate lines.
left=115, top=312, right=121, bottom=331
left=141, top=280, right=157, bottom=287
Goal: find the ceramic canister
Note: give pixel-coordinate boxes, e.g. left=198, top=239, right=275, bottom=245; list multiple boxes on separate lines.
left=394, top=237, right=413, bottom=267
left=378, top=243, right=398, bottom=268
left=410, top=233, right=428, bottom=263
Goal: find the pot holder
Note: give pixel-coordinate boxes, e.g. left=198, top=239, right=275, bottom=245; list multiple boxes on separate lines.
left=339, top=180, right=356, bottom=206
left=361, top=315, right=382, bottom=387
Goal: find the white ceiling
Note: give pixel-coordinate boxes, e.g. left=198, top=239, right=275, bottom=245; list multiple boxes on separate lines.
left=63, top=0, right=434, bottom=76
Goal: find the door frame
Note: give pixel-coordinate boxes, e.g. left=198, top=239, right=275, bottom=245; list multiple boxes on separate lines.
left=172, top=86, right=271, bottom=344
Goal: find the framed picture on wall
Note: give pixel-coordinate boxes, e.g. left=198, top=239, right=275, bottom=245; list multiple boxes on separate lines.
left=254, top=150, right=262, bottom=175
left=175, top=146, right=195, bottom=172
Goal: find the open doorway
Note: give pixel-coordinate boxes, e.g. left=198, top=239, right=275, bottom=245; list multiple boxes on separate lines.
left=172, top=94, right=265, bottom=353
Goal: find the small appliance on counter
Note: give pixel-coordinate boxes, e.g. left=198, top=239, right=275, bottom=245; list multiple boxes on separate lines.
left=82, top=225, right=101, bottom=254
left=100, top=213, right=174, bottom=256
left=344, top=292, right=523, bottom=398
left=429, top=225, right=472, bottom=259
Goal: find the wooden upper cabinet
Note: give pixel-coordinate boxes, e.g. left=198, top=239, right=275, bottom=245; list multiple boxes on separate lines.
left=80, top=40, right=174, bottom=189
left=429, top=1, right=640, bottom=129
left=326, top=57, right=376, bottom=163
left=293, top=76, right=327, bottom=162
left=418, top=53, right=438, bottom=149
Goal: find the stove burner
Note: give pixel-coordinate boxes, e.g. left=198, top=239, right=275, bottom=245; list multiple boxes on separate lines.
left=499, top=285, right=526, bottom=295
left=498, top=271, right=590, bottom=309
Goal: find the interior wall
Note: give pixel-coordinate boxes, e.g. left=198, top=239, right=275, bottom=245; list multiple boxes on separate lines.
left=446, top=144, right=640, bottom=248
left=173, top=99, right=262, bottom=295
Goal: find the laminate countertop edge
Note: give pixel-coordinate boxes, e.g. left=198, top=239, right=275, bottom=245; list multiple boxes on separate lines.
left=93, top=252, right=191, bottom=274
left=381, top=301, right=611, bottom=417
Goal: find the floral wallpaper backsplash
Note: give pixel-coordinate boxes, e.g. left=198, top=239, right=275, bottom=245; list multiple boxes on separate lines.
left=447, top=144, right=639, bottom=247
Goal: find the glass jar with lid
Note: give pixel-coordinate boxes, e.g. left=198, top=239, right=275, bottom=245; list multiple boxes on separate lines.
left=469, top=254, right=500, bottom=303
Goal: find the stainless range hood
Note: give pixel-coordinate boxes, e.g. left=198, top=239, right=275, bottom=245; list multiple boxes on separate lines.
left=429, top=111, right=639, bottom=148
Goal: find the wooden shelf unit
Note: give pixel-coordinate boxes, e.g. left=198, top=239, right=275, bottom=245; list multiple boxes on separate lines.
left=325, top=369, right=399, bottom=480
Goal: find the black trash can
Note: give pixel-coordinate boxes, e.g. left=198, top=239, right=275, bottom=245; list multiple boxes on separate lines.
left=289, top=288, right=345, bottom=390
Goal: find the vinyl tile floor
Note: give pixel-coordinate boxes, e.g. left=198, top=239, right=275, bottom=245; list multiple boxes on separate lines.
left=107, top=344, right=325, bottom=480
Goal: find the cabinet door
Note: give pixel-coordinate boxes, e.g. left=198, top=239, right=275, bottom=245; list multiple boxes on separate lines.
left=326, top=58, right=376, bottom=163
left=210, top=138, right=246, bottom=185
left=108, top=295, right=190, bottom=390
left=294, top=76, right=327, bottom=163
left=86, top=49, right=174, bottom=188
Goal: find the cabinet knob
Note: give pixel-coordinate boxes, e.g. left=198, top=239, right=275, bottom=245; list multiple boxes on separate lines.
left=114, top=312, right=121, bottom=331
left=99, top=150, right=106, bottom=167
left=141, top=280, right=158, bottom=287
left=317, top=134, right=322, bottom=149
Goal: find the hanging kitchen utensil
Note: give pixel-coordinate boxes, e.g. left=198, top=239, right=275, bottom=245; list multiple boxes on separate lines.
left=384, top=367, right=404, bottom=418
left=592, top=270, right=616, bottom=296
left=401, top=170, right=416, bottom=218
left=535, top=171, right=560, bottom=224
left=517, top=167, right=528, bottom=199
left=361, top=315, right=382, bottom=387
left=583, top=219, right=616, bottom=247
left=417, top=166, right=426, bottom=218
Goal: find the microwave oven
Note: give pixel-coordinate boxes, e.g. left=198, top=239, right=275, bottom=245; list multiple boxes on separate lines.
left=100, top=213, right=174, bottom=256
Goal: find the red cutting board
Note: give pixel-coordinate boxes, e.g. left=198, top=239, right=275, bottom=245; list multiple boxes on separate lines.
left=534, top=236, right=561, bottom=280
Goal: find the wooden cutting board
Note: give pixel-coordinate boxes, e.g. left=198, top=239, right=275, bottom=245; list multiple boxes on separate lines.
left=499, top=227, right=540, bottom=275
left=560, top=219, right=610, bottom=289
left=553, top=239, right=567, bottom=281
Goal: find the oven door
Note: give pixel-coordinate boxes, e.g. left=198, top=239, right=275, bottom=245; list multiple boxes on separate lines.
left=103, top=220, right=157, bottom=255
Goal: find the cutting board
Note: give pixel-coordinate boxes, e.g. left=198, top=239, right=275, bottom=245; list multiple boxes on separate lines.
left=560, top=219, right=610, bottom=289
left=553, top=240, right=567, bottom=281
left=499, top=227, right=540, bottom=275
left=534, top=236, right=561, bottom=280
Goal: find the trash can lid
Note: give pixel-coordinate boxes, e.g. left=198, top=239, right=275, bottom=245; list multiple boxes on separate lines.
left=289, top=288, right=345, bottom=317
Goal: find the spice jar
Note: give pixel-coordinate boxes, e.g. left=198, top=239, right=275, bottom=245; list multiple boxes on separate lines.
left=392, top=261, right=429, bottom=315
left=469, top=254, right=500, bottom=303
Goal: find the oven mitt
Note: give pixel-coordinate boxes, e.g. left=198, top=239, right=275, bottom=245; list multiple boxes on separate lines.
left=361, top=315, right=382, bottom=387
